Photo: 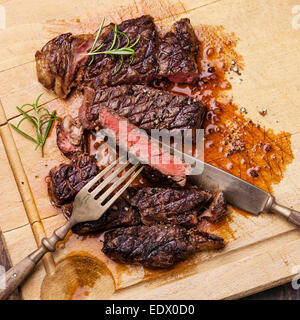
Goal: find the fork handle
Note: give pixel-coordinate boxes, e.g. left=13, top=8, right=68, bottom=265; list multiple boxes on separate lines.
left=0, top=220, right=72, bottom=300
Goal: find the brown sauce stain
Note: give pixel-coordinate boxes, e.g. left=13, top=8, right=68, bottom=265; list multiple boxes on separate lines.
left=57, top=230, right=73, bottom=249
left=41, top=251, right=115, bottom=300
left=169, top=24, right=294, bottom=194
left=71, top=285, right=92, bottom=300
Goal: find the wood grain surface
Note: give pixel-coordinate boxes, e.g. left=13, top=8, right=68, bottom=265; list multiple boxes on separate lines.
left=0, top=0, right=300, bottom=300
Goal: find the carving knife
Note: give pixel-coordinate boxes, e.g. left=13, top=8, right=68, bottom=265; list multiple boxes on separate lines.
left=182, top=153, right=300, bottom=227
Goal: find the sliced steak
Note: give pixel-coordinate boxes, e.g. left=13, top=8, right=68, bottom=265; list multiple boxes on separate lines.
left=79, top=85, right=205, bottom=132
left=84, top=15, right=158, bottom=89
left=157, top=18, right=199, bottom=83
left=47, top=154, right=98, bottom=206
left=102, top=225, right=224, bottom=269
left=83, top=105, right=191, bottom=186
left=64, top=198, right=141, bottom=235
left=35, top=33, right=93, bottom=98
left=125, top=187, right=211, bottom=226
left=56, top=115, right=85, bottom=159
left=36, top=16, right=201, bottom=96
left=200, top=191, right=227, bottom=223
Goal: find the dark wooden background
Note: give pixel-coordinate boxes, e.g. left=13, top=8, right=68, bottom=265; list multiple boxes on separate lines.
left=245, top=283, right=300, bottom=300
left=0, top=229, right=20, bottom=300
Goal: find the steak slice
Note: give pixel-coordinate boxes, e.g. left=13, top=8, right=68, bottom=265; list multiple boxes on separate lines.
left=125, top=187, right=211, bottom=226
left=56, top=115, right=85, bottom=159
left=84, top=15, right=158, bottom=89
left=64, top=198, right=141, bottom=235
left=82, top=105, right=191, bottom=186
left=47, top=154, right=98, bottom=206
left=36, top=16, right=201, bottom=96
left=157, top=18, right=199, bottom=83
left=200, top=191, right=227, bottom=223
left=79, top=85, right=205, bottom=132
left=35, top=33, right=94, bottom=98
left=102, top=225, right=224, bottom=269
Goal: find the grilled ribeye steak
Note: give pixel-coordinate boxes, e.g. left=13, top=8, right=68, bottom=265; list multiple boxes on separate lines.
left=79, top=85, right=205, bottom=132
left=35, top=33, right=93, bottom=98
left=47, top=154, right=98, bottom=206
left=56, top=115, right=85, bottom=159
left=64, top=198, right=141, bottom=235
left=102, top=225, right=224, bottom=269
left=81, top=105, right=191, bottom=186
left=125, top=187, right=211, bottom=226
left=157, top=18, right=199, bottom=83
left=84, top=15, right=158, bottom=89
left=36, top=16, right=200, bottom=97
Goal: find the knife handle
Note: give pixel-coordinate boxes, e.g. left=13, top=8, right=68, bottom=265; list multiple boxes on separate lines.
left=270, top=202, right=300, bottom=227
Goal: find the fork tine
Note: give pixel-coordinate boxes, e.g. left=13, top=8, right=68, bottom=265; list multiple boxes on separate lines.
left=78, top=156, right=125, bottom=195
left=97, top=163, right=139, bottom=204
left=90, top=160, right=131, bottom=197
left=101, top=166, right=144, bottom=211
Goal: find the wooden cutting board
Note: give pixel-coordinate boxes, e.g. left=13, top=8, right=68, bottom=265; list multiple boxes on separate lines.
left=1, top=0, right=300, bottom=300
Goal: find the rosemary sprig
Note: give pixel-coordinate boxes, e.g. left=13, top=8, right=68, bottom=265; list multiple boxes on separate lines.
left=10, top=94, right=60, bottom=154
left=87, top=18, right=141, bottom=75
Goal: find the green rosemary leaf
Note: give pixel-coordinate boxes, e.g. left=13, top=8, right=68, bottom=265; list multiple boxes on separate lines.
left=101, top=49, right=134, bottom=55
left=10, top=124, right=38, bottom=144
left=112, top=55, right=124, bottom=76
left=16, top=107, right=38, bottom=127
left=39, top=114, right=52, bottom=122
left=129, top=35, right=141, bottom=49
left=93, top=42, right=104, bottom=53
left=37, top=107, right=51, bottom=115
left=40, top=117, right=59, bottom=127
left=12, top=95, right=58, bottom=154
left=87, top=18, right=141, bottom=75
left=32, top=93, right=43, bottom=114
left=16, top=117, right=27, bottom=129
left=88, top=17, right=106, bottom=66
left=117, top=30, right=130, bottom=48
left=19, top=103, right=35, bottom=110
left=35, top=93, right=43, bottom=107
left=130, top=54, right=134, bottom=64
left=115, top=32, right=121, bottom=49
left=41, top=111, right=56, bottom=146
left=108, top=24, right=118, bottom=51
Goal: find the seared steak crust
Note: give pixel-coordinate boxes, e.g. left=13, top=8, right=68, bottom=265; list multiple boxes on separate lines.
left=35, top=33, right=93, bottom=98
left=102, top=225, right=224, bottom=269
left=47, top=154, right=98, bottom=206
left=157, top=18, right=199, bottom=83
left=126, top=187, right=211, bottom=226
left=70, top=198, right=141, bottom=235
left=36, top=16, right=200, bottom=96
left=56, top=115, right=85, bottom=159
left=84, top=15, right=158, bottom=89
left=79, top=85, right=205, bottom=132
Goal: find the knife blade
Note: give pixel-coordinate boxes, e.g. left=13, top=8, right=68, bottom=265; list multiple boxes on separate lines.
left=178, top=151, right=300, bottom=227
left=188, top=160, right=272, bottom=215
